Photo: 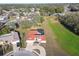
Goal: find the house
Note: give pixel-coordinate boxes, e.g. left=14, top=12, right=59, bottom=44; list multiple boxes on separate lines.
left=64, top=4, right=79, bottom=13
left=0, top=31, right=19, bottom=43
left=26, top=28, right=46, bottom=43
left=0, top=15, right=8, bottom=23
left=52, top=13, right=65, bottom=16
left=0, top=31, right=20, bottom=52
left=8, top=11, right=19, bottom=20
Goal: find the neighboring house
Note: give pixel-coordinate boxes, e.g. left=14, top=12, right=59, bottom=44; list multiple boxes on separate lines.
left=0, top=15, right=8, bottom=30
left=64, top=4, right=79, bottom=13
left=0, top=31, right=20, bottom=45
left=52, top=13, right=65, bottom=16
left=35, top=8, right=40, bottom=16
left=0, top=31, right=20, bottom=52
left=0, top=15, right=8, bottom=23
left=0, top=31, right=19, bottom=43
left=8, top=11, right=19, bottom=20
left=30, top=8, right=35, bottom=12
left=68, top=5, right=79, bottom=12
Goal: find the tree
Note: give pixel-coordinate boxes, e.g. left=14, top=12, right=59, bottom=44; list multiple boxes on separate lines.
left=55, top=7, right=64, bottom=13
left=20, top=20, right=32, bottom=29
left=58, top=13, right=79, bottom=35
left=19, top=32, right=26, bottom=48
left=0, top=26, right=10, bottom=35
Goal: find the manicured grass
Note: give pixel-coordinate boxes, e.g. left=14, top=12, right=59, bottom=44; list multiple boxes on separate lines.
left=48, top=20, right=79, bottom=55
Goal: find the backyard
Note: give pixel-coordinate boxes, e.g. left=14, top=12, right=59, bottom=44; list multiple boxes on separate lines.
left=47, top=16, right=79, bottom=55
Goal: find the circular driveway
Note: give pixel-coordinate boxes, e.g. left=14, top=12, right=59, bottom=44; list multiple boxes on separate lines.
left=26, top=43, right=46, bottom=56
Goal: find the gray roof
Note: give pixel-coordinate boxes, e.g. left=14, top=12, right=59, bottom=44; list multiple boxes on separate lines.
left=14, top=50, right=35, bottom=56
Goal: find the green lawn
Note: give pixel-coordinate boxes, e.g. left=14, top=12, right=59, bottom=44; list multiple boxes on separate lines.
left=48, top=20, right=79, bottom=55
